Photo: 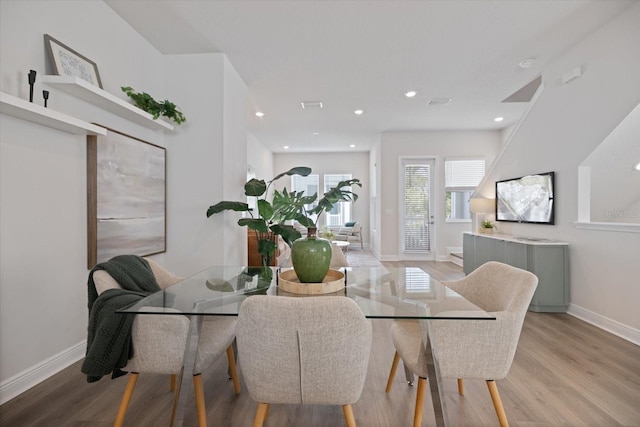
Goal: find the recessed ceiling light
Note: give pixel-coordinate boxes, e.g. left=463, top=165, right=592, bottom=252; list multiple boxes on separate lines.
left=313, top=132, right=320, bottom=135
left=519, top=58, right=535, bottom=69
left=353, top=109, right=364, bottom=115
left=283, top=145, right=289, bottom=150
left=633, top=161, right=640, bottom=171
left=404, top=90, right=417, bottom=98
left=255, top=111, right=264, bottom=117
left=494, top=116, right=504, bottom=122
left=349, top=144, right=356, bottom=148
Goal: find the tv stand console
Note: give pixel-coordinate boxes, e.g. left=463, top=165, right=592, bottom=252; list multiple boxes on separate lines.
left=463, top=232, right=569, bottom=312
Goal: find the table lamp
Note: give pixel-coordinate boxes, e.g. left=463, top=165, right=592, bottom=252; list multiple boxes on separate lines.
left=469, top=198, right=495, bottom=233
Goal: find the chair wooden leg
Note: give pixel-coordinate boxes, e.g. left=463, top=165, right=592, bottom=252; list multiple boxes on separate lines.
left=413, top=377, right=427, bottom=427
left=170, top=374, right=176, bottom=391
left=114, top=373, right=139, bottom=427
left=385, top=351, right=400, bottom=393
left=193, top=374, right=207, bottom=427
left=457, top=378, right=464, bottom=395
left=226, top=345, right=241, bottom=394
left=170, top=372, right=180, bottom=426
left=253, top=403, right=270, bottom=427
left=343, top=404, right=356, bottom=427
left=487, top=380, right=509, bottom=427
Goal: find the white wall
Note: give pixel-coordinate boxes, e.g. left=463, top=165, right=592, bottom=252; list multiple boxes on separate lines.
left=378, top=131, right=501, bottom=260
left=0, top=1, right=248, bottom=401
left=163, top=53, right=248, bottom=276
left=273, top=152, right=370, bottom=245
left=247, top=132, right=274, bottom=188
left=476, top=3, right=640, bottom=336
left=582, top=103, right=640, bottom=223
left=221, top=57, right=249, bottom=266
left=0, top=0, right=166, bottom=398
left=369, top=139, right=381, bottom=256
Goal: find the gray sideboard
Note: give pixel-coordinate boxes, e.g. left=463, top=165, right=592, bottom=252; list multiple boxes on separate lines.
left=462, top=232, right=569, bottom=312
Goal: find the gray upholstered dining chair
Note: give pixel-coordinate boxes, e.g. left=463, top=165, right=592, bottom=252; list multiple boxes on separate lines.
left=92, top=258, right=240, bottom=427
left=237, top=295, right=372, bottom=427
left=385, top=261, right=538, bottom=427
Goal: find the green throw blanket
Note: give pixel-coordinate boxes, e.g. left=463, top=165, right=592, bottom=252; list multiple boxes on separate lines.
left=81, top=255, right=161, bottom=383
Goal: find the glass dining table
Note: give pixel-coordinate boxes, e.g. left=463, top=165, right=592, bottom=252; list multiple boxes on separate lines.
left=119, top=266, right=495, bottom=427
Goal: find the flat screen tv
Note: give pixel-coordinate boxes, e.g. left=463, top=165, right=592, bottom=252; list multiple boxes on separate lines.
left=495, top=172, right=555, bottom=224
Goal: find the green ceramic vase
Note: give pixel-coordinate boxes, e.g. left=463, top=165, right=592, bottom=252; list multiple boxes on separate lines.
left=291, top=227, right=331, bottom=283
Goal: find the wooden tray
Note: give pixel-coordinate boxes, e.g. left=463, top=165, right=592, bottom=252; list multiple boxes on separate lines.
left=278, top=269, right=345, bottom=295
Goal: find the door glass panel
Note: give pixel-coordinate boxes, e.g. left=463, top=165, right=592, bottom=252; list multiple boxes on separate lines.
left=403, top=161, right=432, bottom=252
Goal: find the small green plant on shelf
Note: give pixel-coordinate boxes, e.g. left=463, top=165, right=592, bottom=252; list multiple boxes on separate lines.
left=479, top=219, right=497, bottom=234
left=121, top=86, right=186, bottom=125
left=482, top=219, right=495, bottom=229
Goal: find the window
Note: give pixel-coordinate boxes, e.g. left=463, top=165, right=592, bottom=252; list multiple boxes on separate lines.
left=324, top=174, right=352, bottom=226
left=445, top=158, right=485, bottom=221
left=291, top=174, right=319, bottom=224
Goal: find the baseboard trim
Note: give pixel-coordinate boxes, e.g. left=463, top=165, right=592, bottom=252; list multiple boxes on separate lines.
left=0, top=340, right=86, bottom=405
left=568, top=304, right=640, bottom=346
left=370, top=247, right=381, bottom=259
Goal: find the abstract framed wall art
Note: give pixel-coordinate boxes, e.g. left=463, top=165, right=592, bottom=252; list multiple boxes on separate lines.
left=87, top=128, right=166, bottom=268
left=44, top=34, right=103, bottom=88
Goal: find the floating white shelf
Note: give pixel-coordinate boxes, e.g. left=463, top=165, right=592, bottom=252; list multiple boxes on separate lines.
left=41, top=76, right=174, bottom=131
left=0, top=91, right=107, bottom=135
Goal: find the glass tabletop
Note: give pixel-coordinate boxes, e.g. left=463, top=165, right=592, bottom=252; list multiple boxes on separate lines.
left=118, top=266, right=495, bottom=320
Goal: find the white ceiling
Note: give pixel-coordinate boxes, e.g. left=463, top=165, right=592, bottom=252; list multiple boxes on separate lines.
left=105, top=0, right=633, bottom=153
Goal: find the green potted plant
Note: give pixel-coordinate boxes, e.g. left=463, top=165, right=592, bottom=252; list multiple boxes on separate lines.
left=479, top=219, right=496, bottom=234
left=281, top=178, right=361, bottom=282
left=206, top=167, right=312, bottom=279
left=206, top=168, right=360, bottom=282
left=121, top=86, right=186, bottom=125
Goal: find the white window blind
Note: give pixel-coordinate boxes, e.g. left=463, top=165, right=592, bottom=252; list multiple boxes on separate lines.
left=445, top=159, right=485, bottom=189
left=404, top=163, right=431, bottom=252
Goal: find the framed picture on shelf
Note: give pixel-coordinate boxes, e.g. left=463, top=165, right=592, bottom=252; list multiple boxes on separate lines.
left=87, top=127, right=166, bottom=268
left=44, top=34, right=103, bottom=88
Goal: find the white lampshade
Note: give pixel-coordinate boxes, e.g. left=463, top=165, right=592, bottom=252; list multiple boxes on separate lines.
left=469, top=198, right=494, bottom=214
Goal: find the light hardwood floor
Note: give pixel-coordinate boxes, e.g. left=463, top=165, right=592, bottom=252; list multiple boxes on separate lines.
left=1, top=260, right=639, bottom=426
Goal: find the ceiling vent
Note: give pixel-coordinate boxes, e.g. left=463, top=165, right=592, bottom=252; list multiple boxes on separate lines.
left=301, top=101, right=323, bottom=109
left=502, top=76, right=542, bottom=103
left=427, top=98, right=452, bottom=106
